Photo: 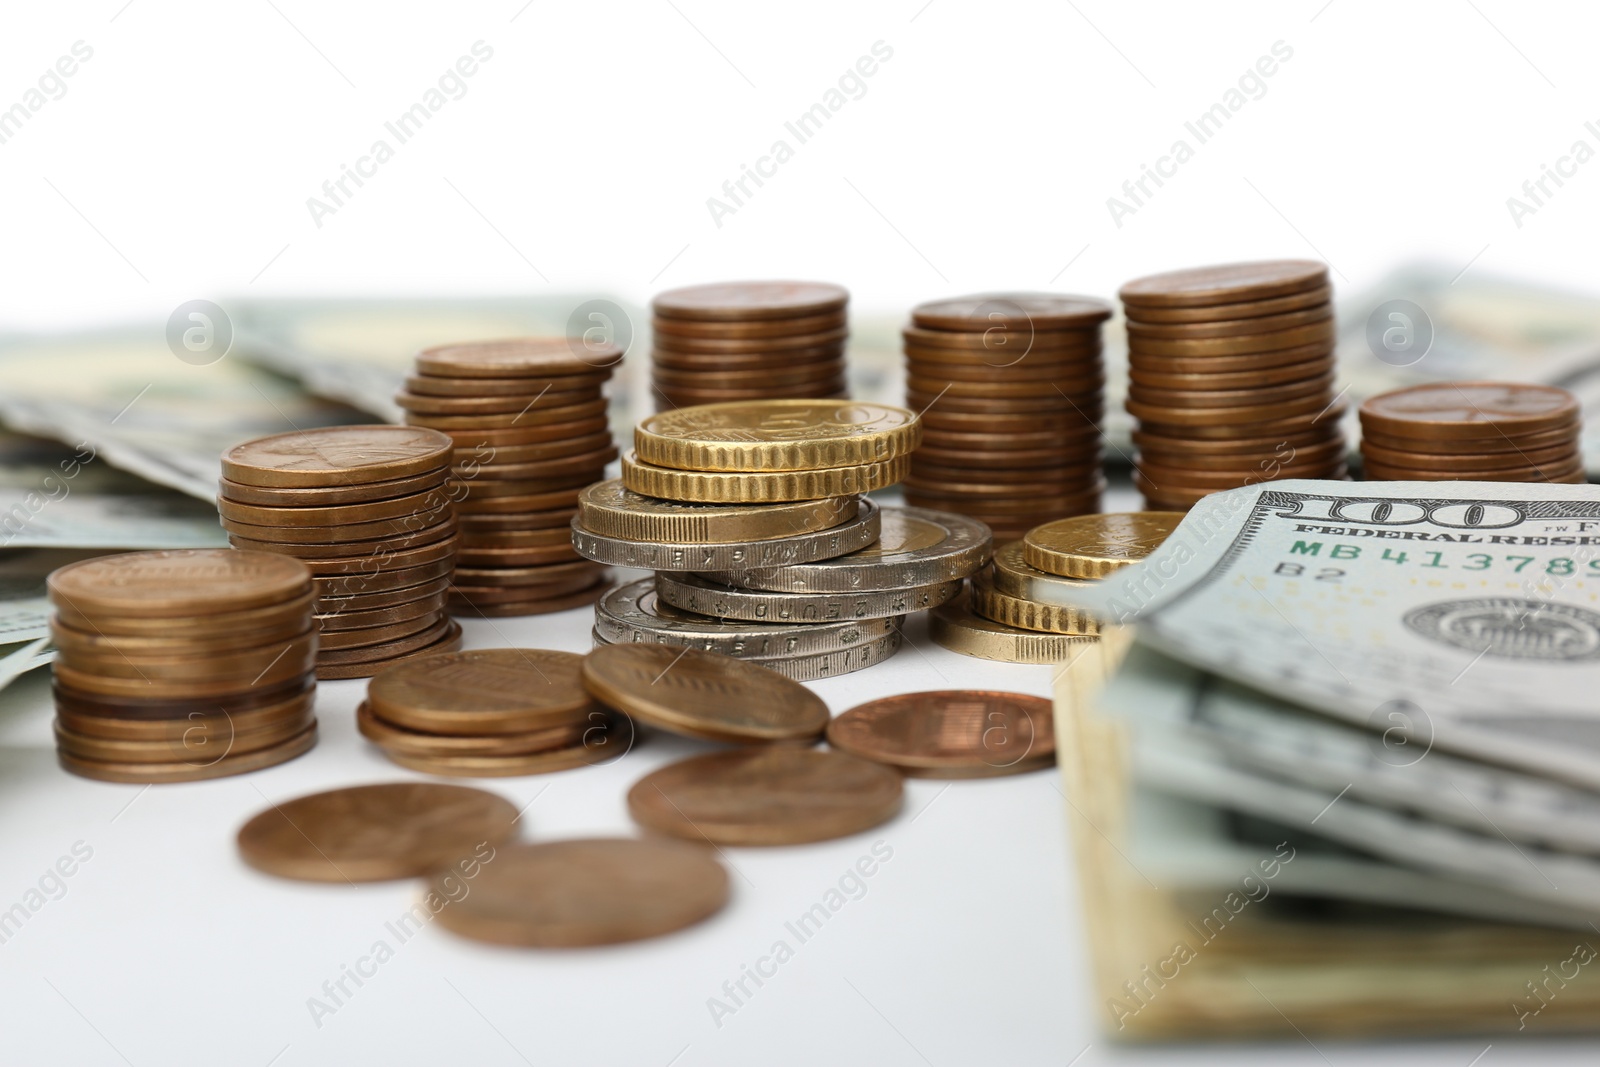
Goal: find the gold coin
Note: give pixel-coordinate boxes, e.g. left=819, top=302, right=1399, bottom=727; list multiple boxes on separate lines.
left=989, top=541, right=1098, bottom=604
left=1021, top=512, right=1183, bottom=578
left=576, top=479, right=857, bottom=543
left=580, top=644, right=829, bottom=744
left=826, top=690, right=1056, bottom=778
left=929, top=592, right=1097, bottom=664
left=237, top=782, right=520, bottom=882
left=59, top=722, right=317, bottom=784
left=429, top=838, right=729, bottom=947
left=222, top=426, right=454, bottom=488
left=48, top=549, right=310, bottom=619
left=368, top=648, right=596, bottom=735
left=621, top=452, right=908, bottom=503
left=634, top=400, right=920, bottom=472
left=627, top=748, right=902, bottom=845
left=969, top=567, right=1098, bottom=635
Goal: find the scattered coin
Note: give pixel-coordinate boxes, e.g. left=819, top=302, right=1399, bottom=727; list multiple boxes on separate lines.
left=827, top=690, right=1056, bottom=777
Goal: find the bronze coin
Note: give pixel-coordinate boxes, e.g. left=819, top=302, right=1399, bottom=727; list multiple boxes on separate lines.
left=458, top=473, right=596, bottom=499
left=59, top=722, right=317, bottom=784
left=1362, top=457, right=1583, bottom=482
left=395, top=388, right=602, bottom=416
left=454, top=489, right=583, bottom=515
left=439, top=416, right=610, bottom=447
left=49, top=615, right=311, bottom=659
left=903, top=473, right=1101, bottom=498
left=920, top=409, right=1102, bottom=434
left=827, top=690, right=1055, bottom=777
left=1125, top=303, right=1331, bottom=340
left=1138, top=401, right=1348, bottom=440
left=653, top=378, right=850, bottom=401
left=905, top=482, right=1104, bottom=514
left=1122, top=284, right=1333, bottom=324
left=48, top=549, right=311, bottom=619
left=317, top=592, right=445, bottom=633
left=1136, top=456, right=1345, bottom=489
left=53, top=649, right=314, bottom=699
left=222, top=426, right=454, bottom=488
left=315, top=575, right=451, bottom=614
left=651, top=345, right=843, bottom=370
left=911, top=293, right=1113, bottom=332
left=629, top=748, right=902, bottom=846
left=1127, top=391, right=1334, bottom=428
left=919, top=425, right=1101, bottom=450
left=1128, top=354, right=1336, bottom=391
left=1358, top=424, right=1576, bottom=455
left=58, top=630, right=317, bottom=681
left=238, top=781, right=519, bottom=882
left=313, top=557, right=454, bottom=598
left=53, top=672, right=314, bottom=720
left=911, top=462, right=1101, bottom=486
left=220, top=505, right=453, bottom=545
left=448, top=572, right=606, bottom=603
left=452, top=433, right=613, bottom=468
left=1126, top=371, right=1336, bottom=410
left=910, top=391, right=1101, bottom=415
left=653, top=280, right=848, bottom=322
left=55, top=690, right=314, bottom=742
left=456, top=543, right=581, bottom=567
left=316, top=616, right=457, bottom=665
left=429, top=837, right=728, bottom=947
left=227, top=517, right=457, bottom=560
left=906, top=357, right=1102, bottom=383
left=652, top=326, right=849, bottom=355
left=315, top=620, right=463, bottom=680
left=906, top=374, right=1105, bottom=399
left=1120, top=260, right=1328, bottom=308
left=458, top=527, right=574, bottom=550
left=451, top=559, right=602, bottom=588
left=218, top=467, right=449, bottom=507
left=1359, top=438, right=1578, bottom=472
left=1127, top=319, right=1336, bottom=357
left=369, top=648, right=596, bottom=735
left=447, top=581, right=609, bottom=617
left=1128, top=339, right=1336, bottom=375
left=1138, top=437, right=1346, bottom=472
left=56, top=708, right=314, bottom=764
left=1357, top=382, right=1582, bottom=442
left=650, top=362, right=845, bottom=388
left=470, top=447, right=618, bottom=482
left=901, top=325, right=1102, bottom=354
left=356, top=700, right=588, bottom=756
left=915, top=445, right=1102, bottom=470
left=581, top=643, right=828, bottom=744
left=653, top=309, right=846, bottom=339
left=317, top=610, right=439, bottom=649
left=415, top=337, right=616, bottom=378
left=405, top=397, right=607, bottom=431
left=456, top=508, right=580, bottom=532
left=404, top=370, right=611, bottom=397
left=374, top=719, right=630, bottom=776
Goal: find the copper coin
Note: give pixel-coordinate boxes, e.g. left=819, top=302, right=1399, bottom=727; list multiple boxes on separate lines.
left=650, top=362, right=845, bottom=388
left=1139, top=438, right=1346, bottom=472
left=451, top=559, right=602, bottom=588
left=59, top=723, right=317, bottom=784
left=653, top=309, right=846, bottom=339
left=56, top=707, right=314, bottom=764
left=1128, top=354, right=1335, bottom=391
left=827, top=690, right=1055, bottom=777
left=227, top=517, right=457, bottom=560
left=1358, top=382, right=1582, bottom=442
left=416, top=337, right=616, bottom=378
left=53, top=649, right=313, bottom=700
left=1120, top=260, right=1328, bottom=308
left=1126, top=371, right=1335, bottom=410
left=651, top=346, right=843, bottom=370
left=459, top=473, right=596, bottom=498
left=920, top=425, right=1101, bottom=450
left=49, top=615, right=310, bottom=659
left=455, top=489, right=583, bottom=515
left=356, top=701, right=587, bottom=756
left=910, top=391, right=1101, bottom=415
left=404, top=371, right=611, bottom=397
left=456, top=508, right=581, bottom=532
left=315, top=620, right=463, bottom=680
left=369, top=648, right=595, bottom=735
left=316, top=616, right=456, bottom=665
left=317, top=593, right=444, bottom=634
left=911, top=292, right=1113, bottom=332
left=581, top=643, right=828, bottom=744
left=906, top=374, right=1105, bottom=399
left=440, top=417, right=610, bottom=447
left=1362, top=457, right=1583, bottom=482
left=471, top=447, right=618, bottom=482
left=376, top=719, right=630, bottom=776
left=394, top=388, right=602, bottom=416
left=222, top=426, right=454, bottom=488
left=1358, top=424, right=1576, bottom=456
left=55, top=689, right=314, bottom=742
left=653, top=378, right=850, bottom=402
left=430, top=837, right=727, bottom=947
left=53, top=672, right=313, bottom=719
left=58, top=631, right=317, bottom=680
left=1138, top=400, right=1347, bottom=440
left=1128, top=339, right=1336, bottom=376
left=457, top=527, right=573, bottom=550
left=1127, top=391, right=1334, bottom=428
left=53, top=588, right=303, bottom=634
left=448, top=572, right=605, bottom=602
left=654, top=280, right=848, bottom=322
left=1136, top=456, right=1345, bottom=489
left=221, top=506, right=453, bottom=545
left=652, top=326, right=849, bottom=355
left=1125, top=303, right=1331, bottom=340
left=915, top=445, right=1102, bottom=471
left=629, top=748, right=902, bottom=846
left=237, top=782, right=519, bottom=882
left=920, top=409, right=1102, bottom=434
left=48, top=549, right=310, bottom=619
left=1122, top=284, right=1333, bottom=324
left=904, top=482, right=1104, bottom=514
left=218, top=467, right=448, bottom=507
left=903, top=472, right=1101, bottom=498
left=1359, top=438, right=1578, bottom=472
left=911, top=460, right=1101, bottom=485
left=447, top=581, right=608, bottom=617
left=316, top=575, right=451, bottom=614
left=313, top=557, right=454, bottom=597
left=1127, top=319, right=1336, bottom=357
left=451, top=433, right=613, bottom=468
left=405, top=398, right=607, bottom=430
left=456, top=544, right=581, bottom=567
left=906, top=357, right=1102, bottom=383
left=901, top=325, right=1102, bottom=354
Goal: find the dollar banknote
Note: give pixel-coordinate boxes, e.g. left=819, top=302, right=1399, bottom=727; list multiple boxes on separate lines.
left=1059, top=479, right=1600, bottom=791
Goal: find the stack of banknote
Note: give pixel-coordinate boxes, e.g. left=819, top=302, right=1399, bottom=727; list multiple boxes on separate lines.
left=1054, top=479, right=1600, bottom=1040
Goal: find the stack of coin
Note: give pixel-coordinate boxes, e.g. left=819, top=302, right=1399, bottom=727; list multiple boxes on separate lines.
left=48, top=550, right=319, bottom=783
left=932, top=513, right=1179, bottom=662
left=902, top=293, right=1112, bottom=540
left=220, top=426, right=462, bottom=678
left=1359, top=382, right=1584, bottom=483
left=650, top=281, right=849, bottom=410
left=357, top=649, right=632, bottom=776
left=401, top=339, right=619, bottom=616
left=1119, top=261, right=1346, bottom=510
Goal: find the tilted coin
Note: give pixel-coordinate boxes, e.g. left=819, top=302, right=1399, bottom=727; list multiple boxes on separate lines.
left=595, top=578, right=900, bottom=657
left=578, top=479, right=858, bottom=543
left=237, top=782, right=519, bottom=882
left=628, top=748, right=902, bottom=845
left=700, top=506, right=992, bottom=593
left=910, top=292, right=1112, bottom=332
left=429, top=838, right=729, bottom=947
left=1119, top=260, right=1328, bottom=308
left=635, top=400, right=920, bottom=472
left=59, top=723, right=318, bottom=784
left=48, top=549, right=310, bottom=618
left=621, top=453, right=909, bottom=504
left=969, top=567, right=1098, bottom=636
left=1358, top=382, right=1581, bottom=441
left=222, top=426, right=454, bottom=488
left=826, top=690, right=1056, bottom=778
left=1022, top=512, right=1183, bottom=579
left=655, top=572, right=962, bottom=623
left=415, top=337, right=618, bottom=378
left=572, top=497, right=880, bottom=570
left=930, top=591, right=1098, bottom=664
left=368, top=648, right=596, bottom=735
left=653, top=280, right=848, bottom=321
left=989, top=541, right=1100, bottom=606
left=580, top=643, right=829, bottom=744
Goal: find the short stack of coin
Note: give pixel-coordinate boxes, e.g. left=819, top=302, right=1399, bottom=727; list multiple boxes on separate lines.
left=650, top=281, right=849, bottom=410
left=48, top=550, right=319, bottom=783
left=902, top=293, right=1112, bottom=540
left=220, top=426, right=462, bottom=678
left=1120, top=261, right=1346, bottom=511
left=1359, top=382, right=1584, bottom=483
left=932, top=513, right=1180, bottom=663
left=575, top=400, right=933, bottom=679
left=401, top=338, right=619, bottom=616
left=357, top=649, right=630, bottom=777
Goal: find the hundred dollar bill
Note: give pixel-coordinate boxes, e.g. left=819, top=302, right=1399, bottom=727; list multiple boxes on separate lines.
left=1057, top=479, right=1600, bottom=790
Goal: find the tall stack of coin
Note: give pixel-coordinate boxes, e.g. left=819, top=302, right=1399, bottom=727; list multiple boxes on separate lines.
left=1359, top=382, right=1584, bottom=483
left=575, top=400, right=936, bottom=679
left=932, top=513, right=1178, bottom=663
left=220, top=426, right=462, bottom=678
left=650, top=281, right=849, bottom=410
left=1119, top=261, right=1346, bottom=510
left=400, top=338, right=619, bottom=616
left=47, top=550, right=319, bottom=782
left=902, top=293, right=1112, bottom=540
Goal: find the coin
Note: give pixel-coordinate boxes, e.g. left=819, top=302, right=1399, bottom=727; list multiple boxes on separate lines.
left=1362, top=458, right=1582, bottom=482
left=654, top=309, right=846, bottom=339
left=221, top=507, right=453, bottom=545
left=920, top=425, right=1101, bottom=451
left=416, top=337, right=617, bottom=377
left=1358, top=424, right=1576, bottom=455
left=367, top=648, right=594, bottom=734
left=448, top=581, right=610, bottom=618
left=455, top=544, right=583, bottom=567
left=218, top=467, right=449, bottom=507
left=1126, top=391, right=1333, bottom=428
left=456, top=489, right=583, bottom=515
left=1359, top=438, right=1576, bottom=472
left=394, top=388, right=602, bottom=416
left=1127, top=319, right=1336, bottom=357
left=654, top=280, right=848, bottom=321
left=911, top=293, right=1113, bottom=332
left=315, top=617, right=460, bottom=666
left=1125, top=303, right=1333, bottom=339
left=404, top=370, right=612, bottom=397
left=969, top=568, right=1099, bottom=636
left=650, top=380, right=850, bottom=405
left=635, top=400, right=919, bottom=473
left=59, top=632, right=318, bottom=681
left=48, top=549, right=310, bottom=618
left=989, top=540, right=1098, bottom=603
left=654, top=571, right=961, bottom=623
left=377, top=724, right=630, bottom=776
left=621, top=453, right=907, bottom=504
left=56, top=709, right=314, bottom=764
left=911, top=459, right=1102, bottom=484
left=458, top=507, right=581, bottom=532
left=227, top=517, right=457, bottom=559
left=929, top=592, right=1097, bottom=663
left=826, top=690, right=1055, bottom=777
left=581, top=643, right=829, bottom=743
left=469, top=448, right=619, bottom=484
left=906, top=374, right=1106, bottom=399
left=59, top=722, right=318, bottom=784
left=222, top=426, right=454, bottom=488
left=735, top=630, right=902, bottom=680
left=1358, top=382, right=1581, bottom=441
left=576, top=479, right=857, bottom=544
left=1138, top=401, right=1347, bottom=441
left=651, top=326, right=850, bottom=355
left=915, top=445, right=1101, bottom=471
left=1132, top=427, right=1341, bottom=456
left=628, top=748, right=902, bottom=845
left=1022, top=512, right=1183, bottom=578
left=1137, top=439, right=1346, bottom=473
left=700, top=506, right=991, bottom=592
left=315, top=576, right=451, bottom=615
left=651, top=345, right=843, bottom=370
left=49, top=615, right=310, bottom=658
left=1128, top=355, right=1336, bottom=391
left=1121, top=339, right=1334, bottom=376
left=451, top=559, right=602, bottom=588
left=356, top=702, right=589, bottom=757
left=909, top=389, right=1099, bottom=415
left=441, top=417, right=609, bottom=447
left=55, top=689, right=314, bottom=742
left=1119, top=260, right=1328, bottom=308
left=429, top=838, right=728, bottom=947
left=649, top=363, right=846, bottom=389
left=237, top=782, right=519, bottom=882
left=404, top=397, right=607, bottom=430
left=1122, top=284, right=1332, bottom=324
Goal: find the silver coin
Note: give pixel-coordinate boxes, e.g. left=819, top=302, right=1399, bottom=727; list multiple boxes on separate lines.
left=571, top=499, right=880, bottom=570
left=654, top=571, right=963, bottom=623
left=699, top=505, right=991, bottom=593
left=592, top=627, right=902, bottom=680
left=595, top=578, right=901, bottom=657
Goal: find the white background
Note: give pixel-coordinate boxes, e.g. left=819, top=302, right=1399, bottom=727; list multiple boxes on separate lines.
left=5, top=2, right=1600, bottom=1064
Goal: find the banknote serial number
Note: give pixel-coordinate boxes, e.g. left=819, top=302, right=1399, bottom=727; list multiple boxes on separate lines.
left=1275, top=540, right=1600, bottom=580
